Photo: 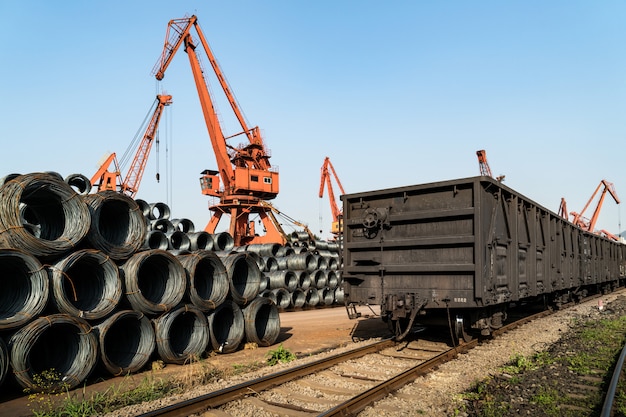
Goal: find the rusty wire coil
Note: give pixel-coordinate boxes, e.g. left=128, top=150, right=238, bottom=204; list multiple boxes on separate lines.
left=305, top=287, right=320, bottom=307
left=142, top=230, right=169, bottom=250
left=94, top=310, right=155, bottom=375
left=64, top=173, right=92, bottom=196
left=219, top=253, right=262, bottom=306
left=0, top=173, right=21, bottom=189
left=270, top=288, right=291, bottom=309
left=48, top=249, right=122, bottom=320
left=0, top=172, right=91, bottom=260
left=267, top=270, right=298, bottom=292
left=9, top=314, right=98, bottom=392
left=207, top=300, right=244, bottom=354
left=121, top=249, right=186, bottom=315
left=179, top=250, right=229, bottom=312
left=211, top=232, right=234, bottom=252
left=243, top=296, right=280, bottom=346
left=0, top=337, right=7, bottom=388
left=0, top=248, right=48, bottom=331
left=83, top=191, right=147, bottom=260
left=289, top=288, right=306, bottom=309
left=153, top=304, right=209, bottom=364
left=188, top=231, right=213, bottom=251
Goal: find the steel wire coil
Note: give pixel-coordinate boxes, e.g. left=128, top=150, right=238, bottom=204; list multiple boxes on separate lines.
left=0, top=173, right=21, bottom=188
left=273, top=256, right=289, bottom=270
left=262, top=256, right=278, bottom=272
left=244, top=251, right=265, bottom=272
left=121, top=249, right=186, bottom=315
left=179, top=250, right=229, bottom=312
left=316, top=255, right=329, bottom=270
left=0, top=172, right=91, bottom=260
left=286, top=252, right=318, bottom=272
left=289, top=288, right=306, bottom=309
left=150, top=218, right=174, bottom=234
left=83, top=191, right=147, bottom=260
left=316, top=249, right=341, bottom=259
left=167, top=231, right=191, bottom=251
left=245, top=243, right=282, bottom=257
left=207, top=300, right=244, bottom=354
left=0, top=337, right=7, bottom=388
left=320, top=287, right=335, bottom=306
left=64, top=173, right=92, bottom=196
left=9, top=314, right=98, bottom=392
left=270, top=288, right=291, bottom=309
left=327, top=256, right=340, bottom=270
left=259, top=289, right=276, bottom=304
left=135, top=199, right=151, bottom=218
left=211, top=232, right=235, bottom=252
left=312, top=240, right=329, bottom=251
left=305, top=287, right=320, bottom=307
left=171, top=218, right=195, bottom=233
left=242, top=297, right=280, bottom=346
left=94, top=310, right=155, bottom=375
left=148, top=202, right=171, bottom=220
left=334, top=286, right=345, bottom=304
left=48, top=249, right=122, bottom=320
left=219, top=253, right=262, bottom=306
left=142, top=230, right=169, bottom=250
left=294, top=270, right=312, bottom=291
left=326, top=241, right=340, bottom=252
left=0, top=248, right=48, bottom=330
left=259, top=275, right=269, bottom=292
left=267, top=270, right=298, bottom=292
left=326, top=270, right=339, bottom=290
left=311, top=269, right=328, bottom=289
left=188, top=231, right=213, bottom=251
left=152, top=304, right=209, bottom=364
left=290, top=231, right=310, bottom=243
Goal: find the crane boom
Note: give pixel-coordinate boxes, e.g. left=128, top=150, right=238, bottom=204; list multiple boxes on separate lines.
left=570, top=179, right=620, bottom=232
left=319, top=157, right=345, bottom=235
left=91, top=94, right=172, bottom=197
left=121, top=94, right=172, bottom=197
left=152, top=15, right=281, bottom=246
left=476, top=149, right=505, bottom=181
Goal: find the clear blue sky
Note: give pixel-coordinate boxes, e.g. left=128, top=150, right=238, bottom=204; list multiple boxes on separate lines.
left=1, top=1, right=624, bottom=239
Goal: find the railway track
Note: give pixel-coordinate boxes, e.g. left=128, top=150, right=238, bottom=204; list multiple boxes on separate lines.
left=137, top=308, right=552, bottom=417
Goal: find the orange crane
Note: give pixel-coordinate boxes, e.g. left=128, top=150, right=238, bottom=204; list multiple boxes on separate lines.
left=152, top=15, right=280, bottom=246
left=569, top=179, right=620, bottom=233
left=476, top=150, right=505, bottom=182
left=91, top=94, right=172, bottom=197
left=319, top=156, right=345, bottom=236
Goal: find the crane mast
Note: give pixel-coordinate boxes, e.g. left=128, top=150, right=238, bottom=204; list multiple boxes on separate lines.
left=476, top=149, right=504, bottom=182
left=319, top=157, right=345, bottom=235
left=91, top=94, right=172, bottom=198
left=152, top=15, right=280, bottom=246
left=570, top=179, right=620, bottom=233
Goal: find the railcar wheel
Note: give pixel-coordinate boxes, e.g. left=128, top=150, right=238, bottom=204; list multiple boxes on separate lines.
left=455, top=315, right=473, bottom=344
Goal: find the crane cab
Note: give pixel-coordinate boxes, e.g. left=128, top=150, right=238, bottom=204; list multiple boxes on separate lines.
left=200, top=169, right=220, bottom=197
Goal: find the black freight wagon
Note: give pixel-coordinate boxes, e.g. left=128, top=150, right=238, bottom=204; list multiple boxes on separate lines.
left=341, top=176, right=626, bottom=341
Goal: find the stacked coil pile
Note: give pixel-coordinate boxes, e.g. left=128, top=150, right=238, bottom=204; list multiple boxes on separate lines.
left=0, top=172, right=290, bottom=394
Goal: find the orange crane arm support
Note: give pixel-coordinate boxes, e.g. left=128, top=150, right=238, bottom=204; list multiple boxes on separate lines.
left=319, top=157, right=346, bottom=223
left=570, top=179, right=620, bottom=232
left=121, top=94, right=172, bottom=197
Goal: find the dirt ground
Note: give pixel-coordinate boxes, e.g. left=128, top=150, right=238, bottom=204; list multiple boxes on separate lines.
left=0, top=304, right=389, bottom=417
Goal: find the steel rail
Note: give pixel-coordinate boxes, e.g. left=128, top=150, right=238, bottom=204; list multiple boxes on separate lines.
left=319, top=309, right=553, bottom=416
left=136, top=339, right=396, bottom=417
left=601, top=338, right=626, bottom=417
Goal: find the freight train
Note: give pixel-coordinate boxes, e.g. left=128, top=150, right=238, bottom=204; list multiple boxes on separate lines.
left=341, top=176, right=626, bottom=342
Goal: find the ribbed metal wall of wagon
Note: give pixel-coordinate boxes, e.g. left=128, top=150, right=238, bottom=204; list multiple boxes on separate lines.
left=341, top=176, right=626, bottom=342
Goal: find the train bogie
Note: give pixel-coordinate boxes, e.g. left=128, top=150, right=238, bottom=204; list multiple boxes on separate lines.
left=341, top=176, right=625, bottom=341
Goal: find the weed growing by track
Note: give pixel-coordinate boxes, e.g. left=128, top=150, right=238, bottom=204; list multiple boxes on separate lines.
left=460, top=298, right=626, bottom=417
